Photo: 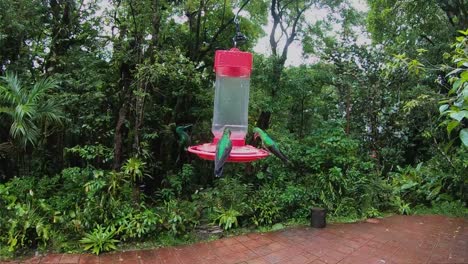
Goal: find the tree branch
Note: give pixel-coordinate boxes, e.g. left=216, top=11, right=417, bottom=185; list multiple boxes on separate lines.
left=197, top=0, right=252, bottom=62
left=281, top=3, right=311, bottom=60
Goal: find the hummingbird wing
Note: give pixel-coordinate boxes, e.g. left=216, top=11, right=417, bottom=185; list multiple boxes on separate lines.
left=214, top=137, right=232, bottom=177
left=267, top=144, right=289, bottom=164
left=259, top=130, right=289, bottom=164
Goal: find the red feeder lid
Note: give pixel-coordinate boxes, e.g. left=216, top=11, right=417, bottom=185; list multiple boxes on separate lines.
left=188, top=143, right=269, bottom=162
left=214, top=48, right=253, bottom=77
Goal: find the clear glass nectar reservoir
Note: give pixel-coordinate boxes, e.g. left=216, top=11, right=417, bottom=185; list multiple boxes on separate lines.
left=212, top=48, right=253, bottom=145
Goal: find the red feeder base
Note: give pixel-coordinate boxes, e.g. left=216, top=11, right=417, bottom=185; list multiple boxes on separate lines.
left=188, top=142, right=269, bottom=162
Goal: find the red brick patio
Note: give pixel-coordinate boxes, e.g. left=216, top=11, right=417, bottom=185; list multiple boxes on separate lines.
left=2, top=215, right=467, bottom=264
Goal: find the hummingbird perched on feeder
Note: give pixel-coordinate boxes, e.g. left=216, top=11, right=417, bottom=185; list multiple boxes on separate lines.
left=253, top=127, right=289, bottom=164
left=176, top=124, right=192, bottom=150
left=175, top=124, right=192, bottom=164
left=214, top=127, right=232, bottom=177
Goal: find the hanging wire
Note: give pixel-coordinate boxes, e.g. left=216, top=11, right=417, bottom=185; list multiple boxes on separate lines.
left=232, top=3, right=248, bottom=47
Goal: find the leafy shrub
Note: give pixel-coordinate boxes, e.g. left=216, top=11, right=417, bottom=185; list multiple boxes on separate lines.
left=79, top=225, right=119, bottom=255
left=391, top=151, right=467, bottom=206
left=159, top=199, right=200, bottom=235
left=193, top=177, right=252, bottom=225
left=279, top=184, right=310, bottom=219
left=114, top=205, right=161, bottom=240
left=0, top=178, right=54, bottom=253
left=214, top=208, right=240, bottom=230
left=250, top=185, right=283, bottom=226
left=413, top=200, right=468, bottom=217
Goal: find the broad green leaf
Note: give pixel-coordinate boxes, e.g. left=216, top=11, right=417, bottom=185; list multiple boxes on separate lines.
left=461, top=71, right=468, bottom=81
left=447, top=120, right=459, bottom=135
left=460, top=129, right=468, bottom=146
left=458, top=29, right=468, bottom=36
left=449, top=111, right=467, bottom=121
left=450, top=79, right=462, bottom=95
left=446, top=68, right=463, bottom=76
left=439, top=104, right=449, bottom=114
left=400, top=182, right=417, bottom=190
left=416, top=48, right=428, bottom=54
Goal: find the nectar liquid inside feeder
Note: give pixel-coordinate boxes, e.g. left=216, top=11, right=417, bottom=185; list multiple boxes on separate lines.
left=188, top=48, right=269, bottom=162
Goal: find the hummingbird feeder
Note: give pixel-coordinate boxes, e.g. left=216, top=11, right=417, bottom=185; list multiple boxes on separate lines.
left=188, top=21, right=269, bottom=162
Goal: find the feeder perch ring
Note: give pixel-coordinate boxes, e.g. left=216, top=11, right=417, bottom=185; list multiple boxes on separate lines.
left=188, top=143, right=269, bottom=162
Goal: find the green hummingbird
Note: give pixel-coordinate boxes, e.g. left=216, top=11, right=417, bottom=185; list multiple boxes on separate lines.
left=175, top=124, right=192, bottom=164
left=176, top=124, right=192, bottom=150
left=253, top=127, right=289, bottom=164
left=215, top=127, right=232, bottom=177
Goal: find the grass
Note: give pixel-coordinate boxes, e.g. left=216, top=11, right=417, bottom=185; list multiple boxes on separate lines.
left=412, top=200, right=468, bottom=218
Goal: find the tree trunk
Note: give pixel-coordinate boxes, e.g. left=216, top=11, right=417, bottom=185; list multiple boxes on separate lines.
left=256, top=111, right=272, bottom=130
left=113, top=60, right=133, bottom=170
left=345, top=85, right=351, bottom=135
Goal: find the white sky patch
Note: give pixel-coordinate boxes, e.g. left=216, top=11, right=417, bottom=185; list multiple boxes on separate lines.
left=88, top=0, right=369, bottom=66
left=253, top=0, right=370, bottom=66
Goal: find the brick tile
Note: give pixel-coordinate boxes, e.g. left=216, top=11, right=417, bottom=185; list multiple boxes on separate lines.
left=317, top=255, right=339, bottom=264
left=266, top=242, right=284, bottom=251
left=41, top=254, right=63, bottom=264
left=308, top=260, right=326, bottom=264
left=250, top=246, right=273, bottom=257
left=220, top=253, right=245, bottom=264
left=287, top=255, right=309, bottom=264
left=59, top=255, right=79, bottom=264
left=301, top=252, right=318, bottom=262
left=340, top=239, right=363, bottom=249
left=77, top=255, right=98, bottom=264
left=116, top=251, right=138, bottom=263
left=246, top=257, right=269, bottom=264
left=262, top=249, right=290, bottom=263
left=242, top=240, right=264, bottom=250
left=246, top=234, right=262, bottom=240
left=221, top=238, right=239, bottom=247
left=321, top=250, right=345, bottom=262
left=366, top=240, right=383, bottom=249
left=212, top=246, right=234, bottom=257
left=211, top=240, right=227, bottom=248
left=22, top=256, right=42, bottom=264
left=235, top=236, right=251, bottom=243
left=158, top=248, right=180, bottom=264
left=137, top=250, right=159, bottom=264
left=335, top=245, right=354, bottom=255
left=176, top=254, right=202, bottom=264
left=229, top=243, right=250, bottom=254
left=99, top=253, right=117, bottom=264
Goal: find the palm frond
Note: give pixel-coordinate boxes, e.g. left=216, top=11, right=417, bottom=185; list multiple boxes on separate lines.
left=10, top=117, right=40, bottom=148
left=36, top=99, right=65, bottom=126
left=29, top=77, right=58, bottom=104
left=0, top=72, right=22, bottom=104
left=0, top=106, right=14, bottom=115
left=1, top=73, right=63, bottom=148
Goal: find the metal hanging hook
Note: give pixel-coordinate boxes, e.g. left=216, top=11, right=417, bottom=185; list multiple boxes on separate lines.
left=232, top=12, right=247, bottom=48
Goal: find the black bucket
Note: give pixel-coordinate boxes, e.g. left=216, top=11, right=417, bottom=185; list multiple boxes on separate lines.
left=310, top=207, right=327, bottom=228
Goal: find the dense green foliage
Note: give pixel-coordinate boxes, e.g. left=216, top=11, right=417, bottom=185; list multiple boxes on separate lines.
left=0, top=0, right=466, bottom=258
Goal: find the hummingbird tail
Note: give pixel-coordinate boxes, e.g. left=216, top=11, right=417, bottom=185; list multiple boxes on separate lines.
left=215, top=166, right=224, bottom=177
